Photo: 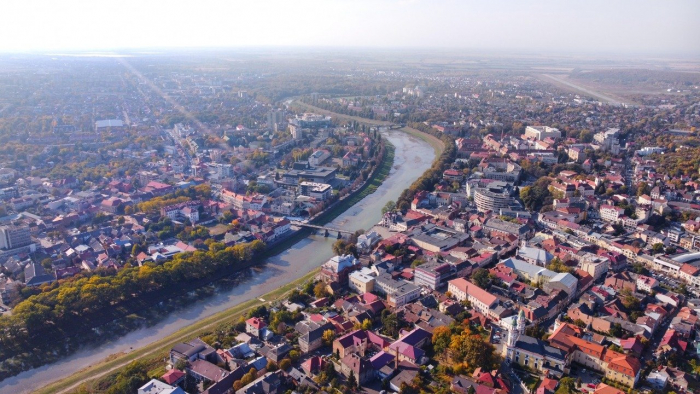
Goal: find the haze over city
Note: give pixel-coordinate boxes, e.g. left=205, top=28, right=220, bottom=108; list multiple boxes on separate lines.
left=1, top=1, right=700, bottom=394
left=1, top=0, right=699, bottom=56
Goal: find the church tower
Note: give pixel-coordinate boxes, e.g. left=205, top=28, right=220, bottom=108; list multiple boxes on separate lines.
left=506, top=317, right=519, bottom=348
left=505, top=309, right=526, bottom=362
left=517, top=309, right=526, bottom=335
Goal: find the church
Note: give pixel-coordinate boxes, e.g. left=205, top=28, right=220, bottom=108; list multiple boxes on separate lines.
left=503, top=310, right=568, bottom=377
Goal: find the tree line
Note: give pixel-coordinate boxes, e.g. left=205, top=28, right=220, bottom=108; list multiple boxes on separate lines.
left=0, top=240, right=265, bottom=380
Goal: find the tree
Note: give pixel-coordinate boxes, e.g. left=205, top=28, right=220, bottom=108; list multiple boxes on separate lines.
left=361, top=319, right=372, bottom=331
left=279, top=358, right=291, bottom=371
left=332, top=240, right=349, bottom=256
left=410, top=258, right=425, bottom=268
left=266, top=360, right=278, bottom=371
left=608, top=323, right=624, bottom=337
left=547, top=257, right=572, bottom=274
left=303, top=281, right=315, bottom=295
left=555, top=377, right=577, bottom=394
left=322, top=329, right=335, bottom=346
left=471, top=268, right=490, bottom=289
left=347, top=370, right=358, bottom=390
left=382, top=200, right=396, bottom=214
left=652, top=243, right=664, bottom=254
left=449, top=333, right=498, bottom=372
left=381, top=313, right=400, bottom=338
left=41, top=258, right=53, bottom=271
left=314, top=282, right=329, bottom=299
left=432, top=326, right=452, bottom=355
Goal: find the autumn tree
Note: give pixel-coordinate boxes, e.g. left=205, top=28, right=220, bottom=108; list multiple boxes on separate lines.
left=449, top=333, right=499, bottom=372
left=322, top=329, right=335, bottom=346
left=314, top=282, right=329, bottom=298
left=432, top=326, right=452, bottom=355
left=279, top=358, right=291, bottom=371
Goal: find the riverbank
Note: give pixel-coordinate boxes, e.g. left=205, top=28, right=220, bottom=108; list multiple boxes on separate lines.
left=289, top=98, right=444, bottom=157
left=26, top=134, right=403, bottom=394
left=6, top=127, right=437, bottom=394
left=36, top=268, right=322, bottom=394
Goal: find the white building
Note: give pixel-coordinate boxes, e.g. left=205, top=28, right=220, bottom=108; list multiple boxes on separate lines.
left=138, top=379, right=186, bottom=394
left=600, top=204, right=624, bottom=222
left=524, top=126, right=561, bottom=141
left=309, top=150, right=331, bottom=166
left=578, top=253, right=610, bottom=280
left=348, top=267, right=376, bottom=294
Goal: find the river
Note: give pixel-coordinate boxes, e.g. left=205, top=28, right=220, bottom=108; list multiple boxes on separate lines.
left=0, top=129, right=436, bottom=394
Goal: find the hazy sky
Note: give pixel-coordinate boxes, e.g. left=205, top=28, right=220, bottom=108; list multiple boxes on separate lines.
left=2, top=0, right=698, bottom=56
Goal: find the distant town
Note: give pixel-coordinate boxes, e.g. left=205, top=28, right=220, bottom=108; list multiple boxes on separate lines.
left=0, top=52, right=699, bottom=394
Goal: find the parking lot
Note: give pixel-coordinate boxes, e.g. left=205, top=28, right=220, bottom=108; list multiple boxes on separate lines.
left=568, top=366, right=603, bottom=393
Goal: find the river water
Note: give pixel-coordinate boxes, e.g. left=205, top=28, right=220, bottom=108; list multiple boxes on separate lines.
left=0, top=129, right=435, bottom=394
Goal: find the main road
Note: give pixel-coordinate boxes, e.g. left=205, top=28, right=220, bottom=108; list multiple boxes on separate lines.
left=0, top=128, right=437, bottom=394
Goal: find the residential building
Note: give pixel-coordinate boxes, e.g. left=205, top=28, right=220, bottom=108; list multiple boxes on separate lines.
left=298, top=182, right=332, bottom=200
left=138, top=379, right=186, bottom=394
left=374, top=273, right=421, bottom=307
left=320, top=254, right=361, bottom=286
left=0, top=225, right=31, bottom=250
left=447, top=278, right=498, bottom=317
left=525, top=126, right=561, bottom=141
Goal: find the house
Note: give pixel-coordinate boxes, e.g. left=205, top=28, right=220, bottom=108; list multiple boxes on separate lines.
left=24, top=262, right=55, bottom=287
left=301, top=356, right=327, bottom=375
left=339, top=353, right=374, bottom=385
left=187, top=359, right=229, bottom=383
left=235, top=371, right=286, bottom=394
left=447, top=278, right=498, bottom=318
left=138, top=379, right=186, bottom=394
left=320, top=254, right=361, bottom=286
left=594, top=383, right=626, bottom=394
left=333, top=330, right=389, bottom=359
left=296, top=321, right=335, bottom=353
left=170, top=338, right=217, bottom=364
left=246, top=317, right=267, bottom=338
left=549, top=323, right=642, bottom=387
left=389, top=369, right=419, bottom=392
left=161, top=369, right=186, bottom=386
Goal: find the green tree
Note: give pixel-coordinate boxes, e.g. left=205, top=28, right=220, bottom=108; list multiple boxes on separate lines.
left=347, top=370, right=358, bottom=390
left=471, top=268, right=490, bottom=289
left=382, top=200, right=396, bottom=214
left=279, top=358, right=291, bottom=371
left=555, top=377, right=577, bottom=394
